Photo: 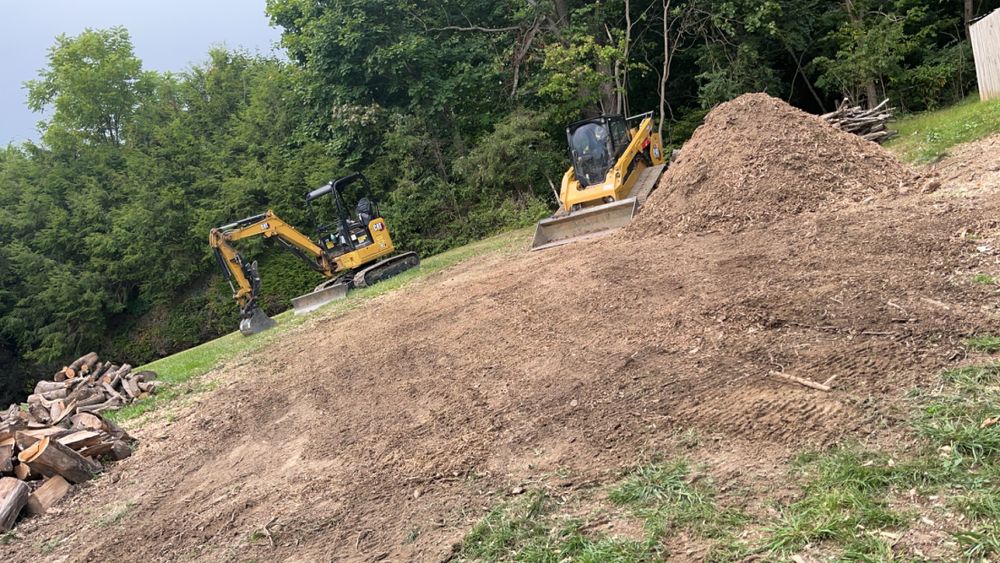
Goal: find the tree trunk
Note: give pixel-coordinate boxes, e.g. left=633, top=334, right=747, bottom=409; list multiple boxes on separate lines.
left=965, top=0, right=974, bottom=39
left=0, top=477, right=29, bottom=531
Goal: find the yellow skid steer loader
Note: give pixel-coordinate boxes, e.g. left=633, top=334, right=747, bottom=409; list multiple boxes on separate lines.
left=531, top=112, right=667, bottom=251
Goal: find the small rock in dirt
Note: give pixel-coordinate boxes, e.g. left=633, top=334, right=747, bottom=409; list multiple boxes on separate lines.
left=413, top=489, right=422, bottom=499
left=569, top=399, right=578, bottom=408
left=510, top=486, right=524, bottom=495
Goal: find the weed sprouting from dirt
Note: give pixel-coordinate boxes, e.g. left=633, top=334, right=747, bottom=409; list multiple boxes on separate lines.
left=404, top=527, right=421, bottom=545
left=0, top=531, right=18, bottom=545
left=98, top=500, right=139, bottom=527
left=38, top=537, right=62, bottom=554
left=966, top=335, right=1000, bottom=354
left=955, top=525, right=1000, bottom=559
left=974, top=273, right=997, bottom=285
left=457, top=489, right=657, bottom=561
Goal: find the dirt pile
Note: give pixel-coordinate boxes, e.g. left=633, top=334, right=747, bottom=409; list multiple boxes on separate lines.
left=633, top=92, right=919, bottom=234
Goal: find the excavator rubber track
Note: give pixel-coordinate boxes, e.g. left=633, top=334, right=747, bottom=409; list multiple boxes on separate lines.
left=353, top=251, right=420, bottom=288
left=530, top=163, right=665, bottom=252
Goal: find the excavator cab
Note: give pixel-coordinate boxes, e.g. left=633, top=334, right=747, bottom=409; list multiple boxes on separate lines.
left=567, top=115, right=632, bottom=188
left=305, top=173, right=381, bottom=257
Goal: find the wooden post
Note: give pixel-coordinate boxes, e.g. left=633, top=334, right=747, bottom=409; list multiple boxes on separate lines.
left=0, top=477, right=30, bottom=531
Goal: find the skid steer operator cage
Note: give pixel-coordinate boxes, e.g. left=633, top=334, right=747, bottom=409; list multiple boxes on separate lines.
left=566, top=115, right=632, bottom=188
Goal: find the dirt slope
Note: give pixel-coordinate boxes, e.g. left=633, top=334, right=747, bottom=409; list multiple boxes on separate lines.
left=6, top=95, right=1000, bottom=562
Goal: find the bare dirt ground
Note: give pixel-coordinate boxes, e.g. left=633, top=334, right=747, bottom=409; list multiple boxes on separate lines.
left=5, top=97, right=1000, bottom=562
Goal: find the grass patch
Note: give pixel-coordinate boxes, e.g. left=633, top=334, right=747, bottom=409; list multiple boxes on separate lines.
left=965, top=335, right=1000, bottom=354
left=888, top=97, right=1000, bottom=163
left=38, top=537, right=62, bottom=554
left=751, top=361, right=1000, bottom=560
left=457, top=460, right=747, bottom=561
left=97, top=500, right=139, bottom=527
left=609, top=460, right=746, bottom=542
left=0, top=531, right=17, bottom=545
left=762, top=449, right=907, bottom=556
left=458, top=491, right=654, bottom=562
left=105, top=228, right=531, bottom=424
left=974, top=273, right=997, bottom=286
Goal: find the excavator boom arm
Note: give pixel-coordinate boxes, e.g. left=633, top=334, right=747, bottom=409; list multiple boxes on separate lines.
left=209, top=210, right=336, bottom=311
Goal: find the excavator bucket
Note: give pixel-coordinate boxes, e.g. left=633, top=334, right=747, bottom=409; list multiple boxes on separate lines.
left=239, top=307, right=277, bottom=336
left=290, top=279, right=349, bottom=315
left=530, top=198, right=638, bottom=251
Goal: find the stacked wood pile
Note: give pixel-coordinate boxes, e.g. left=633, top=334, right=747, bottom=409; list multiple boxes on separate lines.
left=820, top=98, right=896, bottom=144
left=0, top=352, right=157, bottom=531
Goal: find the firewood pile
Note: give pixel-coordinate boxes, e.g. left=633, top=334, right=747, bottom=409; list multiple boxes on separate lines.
left=820, top=98, right=896, bottom=144
left=0, top=352, right=158, bottom=531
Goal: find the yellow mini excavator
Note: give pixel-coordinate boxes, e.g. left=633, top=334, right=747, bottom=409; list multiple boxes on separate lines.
left=209, top=172, right=419, bottom=336
left=531, top=111, right=667, bottom=251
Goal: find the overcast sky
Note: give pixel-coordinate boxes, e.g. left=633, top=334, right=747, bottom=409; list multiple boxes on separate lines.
left=1, top=1, right=283, bottom=144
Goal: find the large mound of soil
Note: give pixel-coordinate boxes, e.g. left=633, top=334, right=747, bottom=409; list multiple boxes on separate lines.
left=633, top=93, right=919, bottom=234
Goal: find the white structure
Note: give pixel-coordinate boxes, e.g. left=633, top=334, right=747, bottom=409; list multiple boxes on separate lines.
left=972, top=9, right=1000, bottom=101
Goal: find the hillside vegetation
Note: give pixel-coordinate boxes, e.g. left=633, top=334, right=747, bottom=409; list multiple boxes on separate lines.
left=1, top=0, right=998, bottom=404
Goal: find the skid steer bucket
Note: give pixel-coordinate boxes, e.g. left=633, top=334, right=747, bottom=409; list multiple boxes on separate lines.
left=530, top=197, right=638, bottom=251
left=291, top=279, right=349, bottom=315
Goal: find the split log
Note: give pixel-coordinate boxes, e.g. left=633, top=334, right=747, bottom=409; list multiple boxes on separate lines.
left=122, top=377, right=141, bottom=400
left=0, top=445, right=12, bottom=474
left=77, top=398, right=123, bottom=414
left=69, top=412, right=104, bottom=432
left=79, top=440, right=115, bottom=459
left=57, top=431, right=104, bottom=451
left=75, top=394, right=108, bottom=409
left=33, top=381, right=69, bottom=395
left=0, top=477, right=30, bottom=531
left=134, top=370, right=157, bottom=382
left=51, top=400, right=77, bottom=426
left=53, top=369, right=67, bottom=383
left=27, top=403, right=51, bottom=425
left=110, top=440, right=131, bottom=461
left=15, top=428, right=75, bottom=450
left=25, top=476, right=71, bottom=516
left=67, top=352, right=99, bottom=377
left=38, top=388, right=68, bottom=401
left=25, top=394, right=46, bottom=407
left=13, top=463, right=32, bottom=481
left=48, top=400, right=66, bottom=423
left=18, top=437, right=101, bottom=483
